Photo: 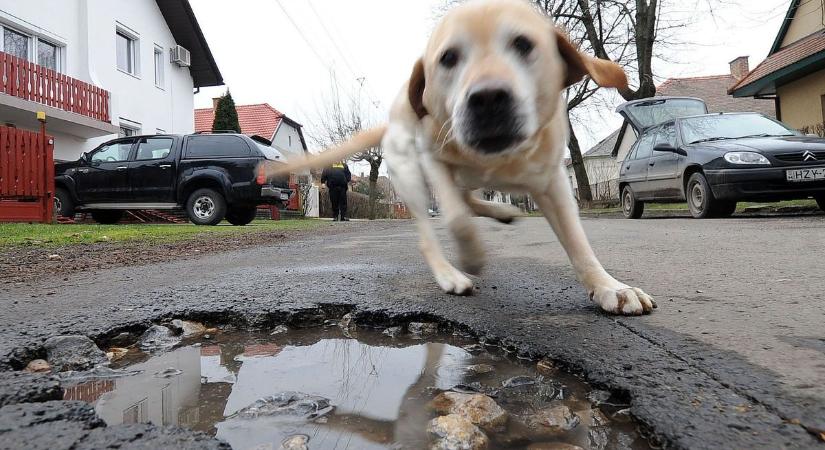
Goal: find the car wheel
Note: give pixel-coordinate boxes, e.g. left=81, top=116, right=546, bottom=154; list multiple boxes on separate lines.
left=91, top=210, right=124, bottom=224
left=686, top=173, right=722, bottom=219
left=54, top=188, right=75, bottom=218
left=621, top=186, right=644, bottom=219
left=816, top=196, right=825, bottom=212
left=186, top=188, right=227, bottom=226
left=226, top=206, right=258, bottom=226
left=712, top=201, right=737, bottom=218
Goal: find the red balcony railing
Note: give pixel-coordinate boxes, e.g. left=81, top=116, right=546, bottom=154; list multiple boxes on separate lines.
left=0, top=51, right=110, bottom=123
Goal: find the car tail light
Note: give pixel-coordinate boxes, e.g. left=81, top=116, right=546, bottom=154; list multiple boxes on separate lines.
left=256, top=164, right=266, bottom=185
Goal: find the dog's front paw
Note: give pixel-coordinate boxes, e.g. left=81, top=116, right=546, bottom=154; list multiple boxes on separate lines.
left=434, top=267, right=474, bottom=296
left=590, top=285, right=656, bottom=315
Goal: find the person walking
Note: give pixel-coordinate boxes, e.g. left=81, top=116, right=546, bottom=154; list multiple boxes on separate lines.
left=321, top=161, right=351, bottom=221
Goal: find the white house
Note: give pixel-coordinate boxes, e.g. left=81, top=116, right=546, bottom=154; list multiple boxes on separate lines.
left=0, top=0, right=223, bottom=161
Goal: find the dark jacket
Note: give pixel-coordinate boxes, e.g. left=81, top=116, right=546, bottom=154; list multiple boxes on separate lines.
left=321, top=163, right=351, bottom=189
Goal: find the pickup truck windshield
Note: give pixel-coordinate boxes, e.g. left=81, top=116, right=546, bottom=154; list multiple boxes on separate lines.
left=254, top=141, right=286, bottom=161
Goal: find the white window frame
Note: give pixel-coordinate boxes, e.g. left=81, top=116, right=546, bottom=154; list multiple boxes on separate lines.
left=118, top=118, right=142, bottom=137
left=153, top=44, right=164, bottom=89
left=0, top=23, right=64, bottom=72
left=115, top=24, right=140, bottom=78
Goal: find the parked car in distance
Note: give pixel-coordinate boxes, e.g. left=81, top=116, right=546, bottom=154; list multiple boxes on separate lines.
left=54, top=132, right=292, bottom=225
left=617, top=97, right=825, bottom=218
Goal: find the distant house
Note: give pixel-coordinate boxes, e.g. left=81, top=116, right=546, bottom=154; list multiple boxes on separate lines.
left=0, top=0, right=223, bottom=162
left=194, top=101, right=307, bottom=158
left=568, top=63, right=776, bottom=200
left=729, top=0, right=825, bottom=134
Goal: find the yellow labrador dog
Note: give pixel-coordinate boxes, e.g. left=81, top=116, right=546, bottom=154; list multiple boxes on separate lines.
left=266, top=0, right=655, bottom=315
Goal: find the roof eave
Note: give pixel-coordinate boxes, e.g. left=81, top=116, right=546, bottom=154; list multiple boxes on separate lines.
left=731, top=51, right=825, bottom=98
left=156, top=0, right=224, bottom=88
left=769, top=0, right=801, bottom=55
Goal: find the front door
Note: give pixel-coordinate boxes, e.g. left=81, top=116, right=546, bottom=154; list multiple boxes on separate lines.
left=129, top=136, right=177, bottom=202
left=74, top=139, right=136, bottom=203
left=647, top=123, right=683, bottom=199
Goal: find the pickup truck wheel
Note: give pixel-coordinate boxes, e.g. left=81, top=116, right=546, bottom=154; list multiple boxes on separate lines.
left=186, top=188, right=227, bottom=225
left=54, top=188, right=75, bottom=218
left=226, top=207, right=257, bottom=226
left=91, top=210, right=124, bottom=224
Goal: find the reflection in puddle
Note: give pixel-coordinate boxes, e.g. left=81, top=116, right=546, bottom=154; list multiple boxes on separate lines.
left=63, top=327, right=653, bottom=449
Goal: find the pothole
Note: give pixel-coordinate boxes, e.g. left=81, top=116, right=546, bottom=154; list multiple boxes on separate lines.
left=57, top=321, right=655, bottom=450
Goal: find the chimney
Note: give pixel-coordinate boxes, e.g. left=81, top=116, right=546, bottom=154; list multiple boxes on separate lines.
left=212, top=97, right=221, bottom=110
left=729, top=56, right=750, bottom=81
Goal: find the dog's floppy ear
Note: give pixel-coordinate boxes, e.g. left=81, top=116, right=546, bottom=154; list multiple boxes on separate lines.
left=408, top=58, right=428, bottom=119
left=554, top=29, right=627, bottom=89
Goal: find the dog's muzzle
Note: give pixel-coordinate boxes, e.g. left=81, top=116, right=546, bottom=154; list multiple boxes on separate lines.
left=460, top=85, right=524, bottom=154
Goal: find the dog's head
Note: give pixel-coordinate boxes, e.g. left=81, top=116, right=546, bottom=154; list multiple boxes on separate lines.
left=409, top=0, right=627, bottom=156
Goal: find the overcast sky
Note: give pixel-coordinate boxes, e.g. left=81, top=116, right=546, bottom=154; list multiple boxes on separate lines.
left=190, top=0, right=790, bottom=157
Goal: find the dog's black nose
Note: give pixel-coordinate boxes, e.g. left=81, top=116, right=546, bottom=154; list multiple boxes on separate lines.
left=467, top=86, right=513, bottom=115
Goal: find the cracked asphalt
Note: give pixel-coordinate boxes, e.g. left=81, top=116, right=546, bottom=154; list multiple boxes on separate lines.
left=1, top=215, right=824, bottom=449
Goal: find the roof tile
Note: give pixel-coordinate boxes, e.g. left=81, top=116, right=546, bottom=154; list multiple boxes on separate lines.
left=194, top=103, right=285, bottom=140
left=731, top=31, right=825, bottom=94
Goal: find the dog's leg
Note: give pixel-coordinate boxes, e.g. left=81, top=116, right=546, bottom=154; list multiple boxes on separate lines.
left=531, top=166, right=656, bottom=315
left=422, top=156, right=486, bottom=275
left=385, top=133, right=474, bottom=295
left=464, top=191, right=521, bottom=224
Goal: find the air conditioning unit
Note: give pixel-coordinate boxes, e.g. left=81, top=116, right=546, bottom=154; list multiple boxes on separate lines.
left=170, top=45, right=191, bottom=67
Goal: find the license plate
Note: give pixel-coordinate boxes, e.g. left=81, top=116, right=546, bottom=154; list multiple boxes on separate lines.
left=786, top=168, right=825, bottom=182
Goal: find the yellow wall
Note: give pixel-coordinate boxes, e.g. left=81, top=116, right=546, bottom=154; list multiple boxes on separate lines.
left=781, top=0, right=825, bottom=47
left=777, top=69, right=825, bottom=128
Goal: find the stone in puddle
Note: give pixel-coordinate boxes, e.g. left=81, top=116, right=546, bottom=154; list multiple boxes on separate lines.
left=235, top=392, right=334, bottom=420
left=24, top=359, right=51, bottom=373
left=408, top=322, right=438, bottom=335
left=170, top=319, right=207, bottom=337
left=338, top=313, right=355, bottom=330
left=450, top=382, right=500, bottom=398
left=526, top=405, right=580, bottom=432
left=586, top=389, right=611, bottom=405
left=278, top=434, right=309, bottom=450
left=58, top=366, right=144, bottom=382
left=139, top=325, right=181, bottom=352
left=106, top=347, right=129, bottom=362
left=154, top=367, right=183, bottom=378
left=427, top=414, right=489, bottom=450
left=502, top=375, right=538, bottom=388
left=536, top=359, right=556, bottom=375
left=109, top=332, right=136, bottom=347
left=462, top=344, right=486, bottom=354
left=43, top=335, right=108, bottom=372
left=465, top=364, right=494, bottom=375
left=382, top=326, right=403, bottom=338
left=270, top=325, right=289, bottom=335
left=526, top=443, right=585, bottom=450
left=431, top=392, right=508, bottom=432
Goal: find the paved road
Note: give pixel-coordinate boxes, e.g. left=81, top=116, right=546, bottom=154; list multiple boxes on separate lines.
left=1, top=215, right=824, bottom=449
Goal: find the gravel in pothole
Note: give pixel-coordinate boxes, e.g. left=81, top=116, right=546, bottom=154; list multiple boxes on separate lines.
left=59, top=324, right=653, bottom=450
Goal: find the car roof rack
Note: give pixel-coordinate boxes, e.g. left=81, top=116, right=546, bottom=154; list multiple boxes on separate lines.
left=193, top=130, right=239, bottom=134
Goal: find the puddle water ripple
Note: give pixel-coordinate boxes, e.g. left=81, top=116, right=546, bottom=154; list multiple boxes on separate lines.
left=61, top=327, right=654, bottom=450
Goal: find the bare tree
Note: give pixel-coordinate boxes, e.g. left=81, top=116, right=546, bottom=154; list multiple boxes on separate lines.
left=307, top=74, right=383, bottom=219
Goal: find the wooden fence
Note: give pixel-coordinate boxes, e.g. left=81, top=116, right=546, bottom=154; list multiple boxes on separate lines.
left=0, top=51, right=110, bottom=122
left=0, top=125, right=55, bottom=223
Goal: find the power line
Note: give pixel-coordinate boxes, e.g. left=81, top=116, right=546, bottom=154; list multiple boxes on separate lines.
left=272, top=0, right=331, bottom=71
left=304, top=0, right=382, bottom=107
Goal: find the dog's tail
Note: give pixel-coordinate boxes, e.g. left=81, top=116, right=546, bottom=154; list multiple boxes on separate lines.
left=260, top=125, right=387, bottom=177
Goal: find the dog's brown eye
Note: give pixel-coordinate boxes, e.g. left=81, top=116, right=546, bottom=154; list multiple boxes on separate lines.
left=511, top=35, right=534, bottom=57
left=439, top=48, right=460, bottom=69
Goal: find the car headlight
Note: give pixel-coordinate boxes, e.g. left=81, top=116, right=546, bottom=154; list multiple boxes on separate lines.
left=724, top=152, right=770, bottom=165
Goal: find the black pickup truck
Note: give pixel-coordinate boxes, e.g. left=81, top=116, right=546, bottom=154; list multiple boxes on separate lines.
left=54, top=133, right=292, bottom=225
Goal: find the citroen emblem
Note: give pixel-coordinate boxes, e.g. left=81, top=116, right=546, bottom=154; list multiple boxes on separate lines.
left=803, top=150, right=817, bottom=162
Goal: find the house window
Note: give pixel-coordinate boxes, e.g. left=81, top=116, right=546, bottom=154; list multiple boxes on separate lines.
left=119, top=119, right=141, bottom=137
left=3, top=27, right=28, bottom=59
left=37, top=40, right=58, bottom=71
left=0, top=25, right=63, bottom=71
left=153, top=45, right=164, bottom=88
left=116, top=30, right=138, bottom=75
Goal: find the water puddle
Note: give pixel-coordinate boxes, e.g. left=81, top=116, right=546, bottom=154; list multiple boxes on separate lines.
left=61, top=325, right=654, bottom=450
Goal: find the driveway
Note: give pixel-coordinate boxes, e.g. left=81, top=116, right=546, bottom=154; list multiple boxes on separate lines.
left=1, top=216, right=823, bottom=449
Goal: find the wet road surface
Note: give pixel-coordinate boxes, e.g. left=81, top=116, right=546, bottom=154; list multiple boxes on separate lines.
left=1, top=216, right=824, bottom=449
